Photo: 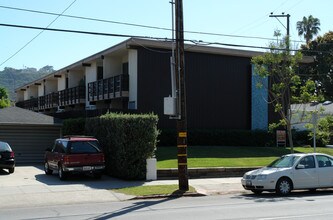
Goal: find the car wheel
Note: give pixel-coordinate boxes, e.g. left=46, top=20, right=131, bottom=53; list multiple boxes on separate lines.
left=44, top=162, right=53, bottom=175
left=8, top=167, right=14, bottom=174
left=276, top=178, right=292, bottom=196
left=58, top=164, right=67, bottom=181
left=251, top=190, right=263, bottom=195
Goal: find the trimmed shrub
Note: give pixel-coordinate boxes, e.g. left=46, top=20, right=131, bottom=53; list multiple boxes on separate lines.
left=85, top=113, right=159, bottom=180
left=62, top=118, right=86, bottom=136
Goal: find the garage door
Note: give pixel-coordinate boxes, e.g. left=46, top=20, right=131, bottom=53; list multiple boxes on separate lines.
left=0, top=125, right=61, bottom=164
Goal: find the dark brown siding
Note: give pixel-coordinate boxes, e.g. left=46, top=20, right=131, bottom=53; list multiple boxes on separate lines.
left=137, top=47, right=252, bottom=130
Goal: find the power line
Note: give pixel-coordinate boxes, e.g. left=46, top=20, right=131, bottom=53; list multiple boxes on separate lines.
left=0, top=23, right=160, bottom=39
left=0, top=4, right=305, bottom=43
left=0, top=1, right=77, bottom=67
left=0, top=22, right=329, bottom=56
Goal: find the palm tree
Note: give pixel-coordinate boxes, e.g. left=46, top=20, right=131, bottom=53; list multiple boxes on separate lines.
left=296, top=15, right=321, bottom=45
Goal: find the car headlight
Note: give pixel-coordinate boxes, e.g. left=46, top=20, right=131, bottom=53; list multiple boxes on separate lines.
left=257, top=175, right=267, bottom=180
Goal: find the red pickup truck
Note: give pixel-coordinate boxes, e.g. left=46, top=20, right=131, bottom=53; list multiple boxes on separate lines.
left=44, top=136, right=105, bottom=180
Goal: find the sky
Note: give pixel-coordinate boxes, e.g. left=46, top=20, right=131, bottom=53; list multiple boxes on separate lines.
left=0, top=0, right=332, bottom=71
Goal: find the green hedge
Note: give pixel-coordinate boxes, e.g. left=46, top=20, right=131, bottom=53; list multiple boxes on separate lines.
left=85, top=113, right=159, bottom=180
left=62, top=118, right=86, bottom=136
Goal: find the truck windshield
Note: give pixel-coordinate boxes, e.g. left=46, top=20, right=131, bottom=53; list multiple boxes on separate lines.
left=69, top=141, right=101, bottom=154
left=267, top=155, right=301, bottom=168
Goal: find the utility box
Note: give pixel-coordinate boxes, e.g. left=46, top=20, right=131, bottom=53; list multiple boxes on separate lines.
left=146, top=158, right=157, bottom=180
left=164, top=96, right=177, bottom=115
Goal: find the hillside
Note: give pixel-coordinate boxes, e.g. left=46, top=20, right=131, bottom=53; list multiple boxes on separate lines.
left=0, top=66, right=54, bottom=100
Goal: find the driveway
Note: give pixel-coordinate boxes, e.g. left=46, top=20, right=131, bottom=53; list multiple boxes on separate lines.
left=0, top=166, right=245, bottom=209
left=0, top=165, right=138, bottom=209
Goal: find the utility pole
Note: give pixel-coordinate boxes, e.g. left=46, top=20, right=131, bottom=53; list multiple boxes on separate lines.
left=175, top=0, right=189, bottom=191
left=269, top=13, right=290, bottom=50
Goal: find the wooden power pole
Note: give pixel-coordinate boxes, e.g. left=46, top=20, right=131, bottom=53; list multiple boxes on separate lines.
left=175, top=0, right=189, bottom=191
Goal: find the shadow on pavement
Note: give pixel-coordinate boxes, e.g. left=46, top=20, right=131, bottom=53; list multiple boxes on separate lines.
left=232, top=189, right=333, bottom=203
left=0, top=169, right=10, bottom=175
left=34, top=167, right=148, bottom=190
left=92, top=196, right=180, bottom=220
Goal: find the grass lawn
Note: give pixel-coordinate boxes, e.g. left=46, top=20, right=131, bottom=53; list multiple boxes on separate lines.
left=113, top=184, right=196, bottom=196
left=156, top=146, right=333, bottom=169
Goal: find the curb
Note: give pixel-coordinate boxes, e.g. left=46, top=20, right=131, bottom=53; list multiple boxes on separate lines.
left=157, top=167, right=261, bottom=179
left=131, top=192, right=206, bottom=200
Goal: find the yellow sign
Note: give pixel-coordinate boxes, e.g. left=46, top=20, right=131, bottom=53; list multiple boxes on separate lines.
left=179, top=132, right=187, bottom=138
left=177, top=145, right=187, bottom=148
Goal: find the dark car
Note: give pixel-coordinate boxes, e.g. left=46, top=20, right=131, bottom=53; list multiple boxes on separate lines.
left=0, top=141, right=15, bottom=174
left=44, top=136, right=105, bottom=180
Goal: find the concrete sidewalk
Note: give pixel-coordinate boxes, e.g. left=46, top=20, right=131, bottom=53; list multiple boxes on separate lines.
left=143, top=178, right=245, bottom=195
left=0, top=166, right=246, bottom=209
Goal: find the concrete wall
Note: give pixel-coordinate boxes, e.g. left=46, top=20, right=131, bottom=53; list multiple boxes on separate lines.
left=69, top=70, right=84, bottom=88
left=16, top=91, right=24, bottom=102
left=58, top=72, right=66, bottom=91
left=85, top=63, right=97, bottom=107
left=45, top=79, right=57, bottom=94
left=23, top=90, right=28, bottom=100
left=128, top=49, right=138, bottom=109
left=103, top=57, right=122, bottom=78
left=38, top=82, right=44, bottom=97
left=27, top=86, right=38, bottom=98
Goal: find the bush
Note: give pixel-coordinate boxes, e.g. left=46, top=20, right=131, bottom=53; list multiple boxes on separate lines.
left=62, top=118, right=86, bottom=136
left=85, top=113, right=159, bottom=180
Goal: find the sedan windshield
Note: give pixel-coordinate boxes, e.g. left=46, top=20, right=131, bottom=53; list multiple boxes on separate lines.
left=267, top=155, right=301, bottom=168
left=0, top=142, right=12, bottom=152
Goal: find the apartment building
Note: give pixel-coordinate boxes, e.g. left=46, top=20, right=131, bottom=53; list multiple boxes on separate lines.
left=15, top=38, right=309, bottom=130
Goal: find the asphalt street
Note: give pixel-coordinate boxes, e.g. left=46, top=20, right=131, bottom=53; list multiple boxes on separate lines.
left=3, top=191, right=333, bottom=220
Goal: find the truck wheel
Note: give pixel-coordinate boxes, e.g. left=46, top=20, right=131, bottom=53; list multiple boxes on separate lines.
left=44, top=162, right=53, bottom=175
left=58, top=165, right=67, bottom=180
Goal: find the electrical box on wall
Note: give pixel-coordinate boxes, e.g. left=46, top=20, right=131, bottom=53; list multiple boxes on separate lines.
left=164, top=96, right=177, bottom=116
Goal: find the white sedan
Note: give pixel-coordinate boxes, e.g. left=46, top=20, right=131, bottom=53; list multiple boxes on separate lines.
left=241, top=153, right=333, bottom=195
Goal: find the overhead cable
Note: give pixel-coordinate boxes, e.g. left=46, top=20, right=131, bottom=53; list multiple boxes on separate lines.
left=0, top=1, right=77, bottom=67
left=0, top=22, right=330, bottom=55
left=0, top=5, right=305, bottom=43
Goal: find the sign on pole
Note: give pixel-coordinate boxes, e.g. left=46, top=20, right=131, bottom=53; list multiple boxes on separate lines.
left=276, top=130, right=286, bottom=147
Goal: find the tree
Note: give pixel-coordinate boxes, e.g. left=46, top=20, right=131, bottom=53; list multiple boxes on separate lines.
left=252, top=37, right=319, bottom=153
left=300, top=31, right=333, bottom=100
left=296, top=15, right=321, bottom=45
left=38, top=65, right=54, bottom=75
left=0, top=87, right=10, bottom=108
left=0, top=87, right=9, bottom=99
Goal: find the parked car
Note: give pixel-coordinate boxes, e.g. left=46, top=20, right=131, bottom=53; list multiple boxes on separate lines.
left=0, top=141, right=15, bottom=174
left=44, top=136, right=105, bottom=180
left=241, top=153, right=333, bottom=195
